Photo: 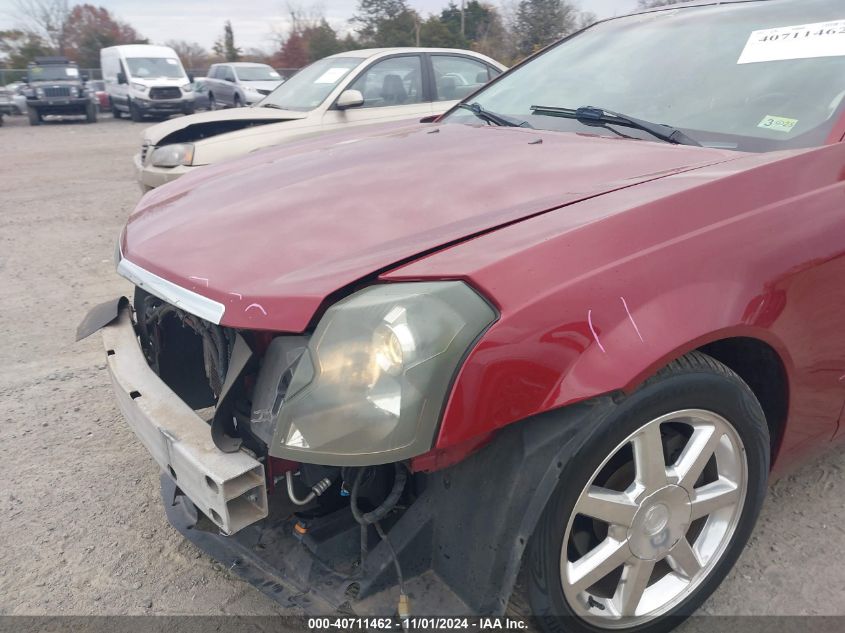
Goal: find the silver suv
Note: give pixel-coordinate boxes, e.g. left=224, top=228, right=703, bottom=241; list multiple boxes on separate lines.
left=204, top=62, right=284, bottom=109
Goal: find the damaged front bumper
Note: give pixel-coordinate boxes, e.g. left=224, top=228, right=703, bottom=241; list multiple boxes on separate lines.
left=83, top=297, right=595, bottom=617
left=101, top=303, right=267, bottom=535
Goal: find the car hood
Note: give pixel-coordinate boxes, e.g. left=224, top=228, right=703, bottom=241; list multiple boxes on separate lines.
left=144, top=106, right=309, bottom=145
left=122, top=123, right=737, bottom=332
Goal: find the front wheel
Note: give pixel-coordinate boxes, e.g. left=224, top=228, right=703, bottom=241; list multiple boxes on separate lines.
left=85, top=102, right=97, bottom=123
left=27, top=107, right=41, bottom=126
left=527, top=351, right=769, bottom=633
left=208, top=93, right=217, bottom=110
left=130, top=100, right=143, bottom=122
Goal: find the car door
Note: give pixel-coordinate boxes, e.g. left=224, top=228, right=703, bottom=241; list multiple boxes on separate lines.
left=321, top=54, right=432, bottom=131
left=430, top=53, right=501, bottom=114
left=220, top=66, right=237, bottom=106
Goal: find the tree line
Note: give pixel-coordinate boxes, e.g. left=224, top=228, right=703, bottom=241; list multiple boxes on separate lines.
left=1, top=0, right=689, bottom=72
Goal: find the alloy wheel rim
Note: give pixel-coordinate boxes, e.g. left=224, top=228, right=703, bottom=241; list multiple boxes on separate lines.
left=560, top=409, right=747, bottom=628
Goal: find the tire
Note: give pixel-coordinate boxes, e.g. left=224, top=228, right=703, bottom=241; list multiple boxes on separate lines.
left=130, top=100, right=143, bottom=122
left=233, top=95, right=241, bottom=108
left=27, top=107, right=41, bottom=126
left=112, top=100, right=122, bottom=119
left=208, top=93, right=217, bottom=110
left=527, top=351, right=769, bottom=633
left=85, top=102, right=97, bottom=123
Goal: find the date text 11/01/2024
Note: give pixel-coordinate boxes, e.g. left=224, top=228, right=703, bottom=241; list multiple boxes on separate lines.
left=307, top=617, right=529, bottom=630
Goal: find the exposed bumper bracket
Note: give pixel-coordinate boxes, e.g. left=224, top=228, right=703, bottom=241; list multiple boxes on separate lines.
left=102, top=304, right=268, bottom=534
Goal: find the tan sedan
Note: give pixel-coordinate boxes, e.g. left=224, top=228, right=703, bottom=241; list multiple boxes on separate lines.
left=135, top=47, right=506, bottom=191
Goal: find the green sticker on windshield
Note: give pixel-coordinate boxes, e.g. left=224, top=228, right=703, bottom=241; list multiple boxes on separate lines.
left=758, top=115, right=798, bottom=133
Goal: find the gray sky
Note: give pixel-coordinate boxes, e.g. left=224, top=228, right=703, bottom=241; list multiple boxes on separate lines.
left=0, top=0, right=639, bottom=52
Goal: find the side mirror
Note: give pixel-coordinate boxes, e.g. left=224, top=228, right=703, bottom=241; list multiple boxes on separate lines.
left=117, top=72, right=127, bottom=85
left=336, top=89, right=364, bottom=110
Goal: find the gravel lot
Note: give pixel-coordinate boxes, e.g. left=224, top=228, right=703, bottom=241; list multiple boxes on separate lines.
left=1, top=113, right=844, bottom=627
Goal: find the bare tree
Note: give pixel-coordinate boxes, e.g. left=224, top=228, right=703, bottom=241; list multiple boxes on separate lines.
left=13, top=0, right=71, bottom=55
left=637, top=0, right=693, bottom=8
left=166, top=40, right=209, bottom=70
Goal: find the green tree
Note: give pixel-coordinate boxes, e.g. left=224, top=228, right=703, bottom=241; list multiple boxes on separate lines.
left=439, top=1, right=497, bottom=44
left=419, top=16, right=463, bottom=48
left=213, top=20, right=241, bottom=62
left=0, top=29, right=50, bottom=67
left=513, top=0, right=580, bottom=57
left=352, top=0, right=417, bottom=47
left=302, top=19, right=343, bottom=60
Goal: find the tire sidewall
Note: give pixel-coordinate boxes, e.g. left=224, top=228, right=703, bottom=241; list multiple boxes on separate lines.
left=528, top=365, right=770, bottom=633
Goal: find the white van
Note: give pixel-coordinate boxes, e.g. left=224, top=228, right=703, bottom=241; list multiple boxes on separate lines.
left=101, top=45, right=195, bottom=121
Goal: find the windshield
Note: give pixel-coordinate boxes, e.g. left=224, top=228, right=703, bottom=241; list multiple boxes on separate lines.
left=28, top=65, right=79, bottom=82
left=257, top=56, right=360, bottom=111
left=446, top=0, right=845, bottom=152
left=237, top=66, right=282, bottom=81
left=126, top=57, right=185, bottom=80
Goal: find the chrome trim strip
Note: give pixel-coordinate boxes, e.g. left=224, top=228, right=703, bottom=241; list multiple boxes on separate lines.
left=117, top=258, right=225, bottom=324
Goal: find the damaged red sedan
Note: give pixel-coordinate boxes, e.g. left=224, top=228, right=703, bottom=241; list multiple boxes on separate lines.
left=80, top=0, right=845, bottom=630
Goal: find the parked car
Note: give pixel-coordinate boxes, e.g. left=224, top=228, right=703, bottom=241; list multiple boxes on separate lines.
left=0, top=88, right=10, bottom=125
left=204, top=62, right=284, bottom=109
left=81, top=0, right=845, bottom=629
left=22, top=57, right=97, bottom=125
left=4, top=83, right=27, bottom=114
left=190, top=77, right=211, bottom=110
left=87, top=79, right=109, bottom=111
left=135, top=48, right=506, bottom=190
left=101, top=44, right=195, bottom=121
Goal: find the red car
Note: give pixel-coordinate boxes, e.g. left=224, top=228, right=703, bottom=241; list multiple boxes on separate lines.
left=87, top=79, right=109, bottom=112
left=80, top=0, right=845, bottom=630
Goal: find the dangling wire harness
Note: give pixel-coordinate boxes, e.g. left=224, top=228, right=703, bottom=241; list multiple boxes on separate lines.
left=350, top=463, right=410, bottom=622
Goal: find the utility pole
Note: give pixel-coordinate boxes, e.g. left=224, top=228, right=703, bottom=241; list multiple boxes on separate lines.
left=460, top=0, right=466, bottom=38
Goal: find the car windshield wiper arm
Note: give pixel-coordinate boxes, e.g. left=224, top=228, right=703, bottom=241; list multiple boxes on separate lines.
left=261, top=103, right=284, bottom=109
left=530, top=105, right=700, bottom=147
left=459, top=102, right=532, bottom=128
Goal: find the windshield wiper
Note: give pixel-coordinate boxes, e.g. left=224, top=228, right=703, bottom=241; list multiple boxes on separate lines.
left=459, top=102, right=532, bottom=128
left=261, top=103, right=284, bottom=109
left=530, top=105, right=700, bottom=146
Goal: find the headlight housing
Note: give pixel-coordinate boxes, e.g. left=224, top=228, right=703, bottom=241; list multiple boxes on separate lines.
left=269, top=282, right=497, bottom=465
left=35, top=87, right=45, bottom=98
left=181, top=83, right=193, bottom=92
left=131, top=82, right=147, bottom=93
left=150, top=143, right=194, bottom=167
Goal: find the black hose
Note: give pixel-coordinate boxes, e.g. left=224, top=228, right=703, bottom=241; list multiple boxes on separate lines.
left=349, top=463, right=407, bottom=593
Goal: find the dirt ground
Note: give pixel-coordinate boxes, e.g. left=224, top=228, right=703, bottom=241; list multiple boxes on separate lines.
left=1, top=114, right=844, bottom=626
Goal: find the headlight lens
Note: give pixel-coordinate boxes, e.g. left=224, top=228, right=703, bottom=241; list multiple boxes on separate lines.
left=131, top=82, right=147, bottom=93
left=35, top=87, right=45, bottom=98
left=181, top=83, right=193, bottom=92
left=270, top=282, right=497, bottom=465
left=69, top=86, right=79, bottom=97
left=150, top=143, right=194, bottom=167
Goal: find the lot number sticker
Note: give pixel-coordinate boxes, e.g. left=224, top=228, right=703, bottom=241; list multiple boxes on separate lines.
left=738, top=20, right=845, bottom=64
left=758, top=115, right=798, bottom=133
left=315, top=68, right=350, bottom=84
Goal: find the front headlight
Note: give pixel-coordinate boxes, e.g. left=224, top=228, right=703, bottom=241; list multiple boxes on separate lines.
left=270, top=282, right=497, bottom=465
left=181, top=83, right=193, bottom=92
left=150, top=143, right=194, bottom=167
left=35, top=87, right=45, bottom=98
left=69, top=86, right=79, bottom=97
left=131, top=82, right=147, bottom=93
